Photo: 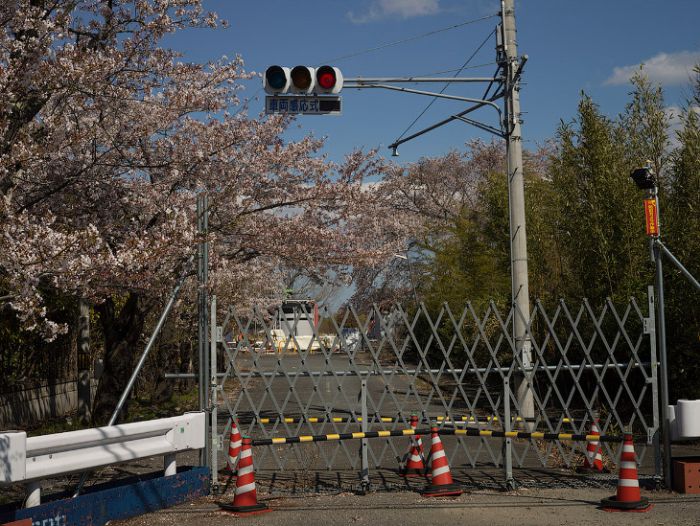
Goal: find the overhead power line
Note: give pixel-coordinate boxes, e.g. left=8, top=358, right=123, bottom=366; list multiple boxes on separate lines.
left=316, top=13, right=498, bottom=66
left=393, top=28, right=496, bottom=144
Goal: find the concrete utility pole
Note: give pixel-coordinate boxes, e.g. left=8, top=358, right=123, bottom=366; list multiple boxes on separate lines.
left=501, top=0, right=534, bottom=424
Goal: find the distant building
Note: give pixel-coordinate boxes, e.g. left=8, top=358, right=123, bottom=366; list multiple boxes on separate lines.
left=271, top=300, right=320, bottom=351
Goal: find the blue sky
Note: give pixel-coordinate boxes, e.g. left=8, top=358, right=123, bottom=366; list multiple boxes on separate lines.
left=168, top=0, right=700, bottom=166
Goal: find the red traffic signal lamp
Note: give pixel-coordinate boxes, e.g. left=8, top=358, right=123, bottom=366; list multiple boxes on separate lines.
left=263, top=65, right=343, bottom=95
left=315, top=66, right=343, bottom=94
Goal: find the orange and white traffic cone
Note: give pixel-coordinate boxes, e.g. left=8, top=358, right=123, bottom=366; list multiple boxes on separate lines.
left=219, top=418, right=243, bottom=475
left=411, top=414, right=425, bottom=459
left=401, top=414, right=426, bottom=477
left=421, top=427, right=462, bottom=497
left=218, top=437, right=271, bottom=516
left=600, top=433, right=652, bottom=512
left=577, top=420, right=606, bottom=473
left=401, top=441, right=426, bottom=477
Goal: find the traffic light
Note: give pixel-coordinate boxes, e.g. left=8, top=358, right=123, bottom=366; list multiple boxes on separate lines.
left=630, top=167, right=657, bottom=190
left=263, top=65, right=343, bottom=94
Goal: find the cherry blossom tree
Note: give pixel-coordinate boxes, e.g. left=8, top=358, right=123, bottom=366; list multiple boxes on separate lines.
left=0, top=0, right=406, bottom=422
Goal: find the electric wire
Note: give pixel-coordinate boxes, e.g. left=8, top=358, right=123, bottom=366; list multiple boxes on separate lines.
left=393, top=28, right=496, bottom=145
left=315, top=13, right=498, bottom=66
left=413, top=62, right=497, bottom=77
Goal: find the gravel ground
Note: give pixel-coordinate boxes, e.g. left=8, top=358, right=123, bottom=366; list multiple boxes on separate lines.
left=112, top=486, right=700, bottom=526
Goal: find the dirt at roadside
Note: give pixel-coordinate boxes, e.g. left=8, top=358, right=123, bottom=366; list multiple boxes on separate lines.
left=112, top=486, right=700, bottom=526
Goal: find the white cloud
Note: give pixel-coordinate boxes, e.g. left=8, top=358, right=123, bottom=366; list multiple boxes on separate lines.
left=665, top=104, right=700, bottom=148
left=605, top=50, right=700, bottom=86
left=348, top=0, right=441, bottom=24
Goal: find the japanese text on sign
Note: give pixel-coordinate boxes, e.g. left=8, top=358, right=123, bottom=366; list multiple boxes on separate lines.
left=265, top=96, right=341, bottom=115
left=644, top=198, right=659, bottom=237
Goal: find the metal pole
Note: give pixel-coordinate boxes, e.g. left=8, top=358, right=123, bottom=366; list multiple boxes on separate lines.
left=501, top=0, right=534, bottom=426
left=503, top=375, right=514, bottom=489
left=197, top=193, right=210, bottom=467
left=359, top=379, right=370, bottom=493
left=656, top=240, right=700, bottom=292
left=651, top=186, right=672, bottom=490
left=654, top=242, right=672, bottom=489
left=345, top=76, right=500, bottom=84
left=647, top=285, right=662, bottom=484
left=210, top=295, right=219, bottom=487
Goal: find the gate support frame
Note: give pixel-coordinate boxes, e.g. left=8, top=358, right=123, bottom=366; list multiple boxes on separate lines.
left=197, top=193, right=210, bottom=469
left=359, top=379, right=371, bottom=493
left=210, top=295, right=219, bottom=488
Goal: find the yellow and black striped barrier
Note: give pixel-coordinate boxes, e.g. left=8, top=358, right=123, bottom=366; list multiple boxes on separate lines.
left=242, top=415, right=574, bottom=425
left=254, top=416, right=395, bottom=424
left=251, top=427, right=623, bottom=447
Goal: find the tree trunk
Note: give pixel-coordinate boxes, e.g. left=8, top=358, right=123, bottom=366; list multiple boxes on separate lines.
left=91, top=293, right=150, bottom=425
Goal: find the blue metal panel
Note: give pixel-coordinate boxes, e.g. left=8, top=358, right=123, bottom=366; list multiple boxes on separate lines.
left=0, top=467, right=210, bottom=526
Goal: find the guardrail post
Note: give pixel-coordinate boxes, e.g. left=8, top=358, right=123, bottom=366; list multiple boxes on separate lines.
left=359, top=379, right=370, bottom=493
left=26, top=481, right=41, bottom=508
left=164, top=454, right=177, bottom=477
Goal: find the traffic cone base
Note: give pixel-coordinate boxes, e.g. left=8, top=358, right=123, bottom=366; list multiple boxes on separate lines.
left=219, top=501, right=272, bottom=516
left=600, top=496, right=652, bottom=513
left=420, top=483, right=463, bottom=497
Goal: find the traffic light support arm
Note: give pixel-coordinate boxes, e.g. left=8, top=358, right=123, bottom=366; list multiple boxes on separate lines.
left=655, top=239, right=700, bottom=292
left=453, top=115, right=504, bottom=138
left=345, top=76, right=503, bottom=84
left=346, top=83, right=502, bottom=116
left=387, top=90, right=505, bottom=153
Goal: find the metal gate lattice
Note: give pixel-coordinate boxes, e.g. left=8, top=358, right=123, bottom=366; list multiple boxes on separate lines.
left=211, top=290, right=658, bottom=480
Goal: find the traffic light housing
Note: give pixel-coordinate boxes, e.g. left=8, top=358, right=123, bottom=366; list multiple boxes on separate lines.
left=264, top=65, right=290, bottom=94
left=315, top=65, right=343, bottom=94
left=630, top=167, right=657, bottom=190
left=290, top=65, right=315, bottom=94
left=263, top=65, right=343, bottom=94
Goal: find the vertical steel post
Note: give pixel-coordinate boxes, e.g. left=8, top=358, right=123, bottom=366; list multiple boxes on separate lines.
left=647, top=285, right=662, bottom=483
left=210, top=295, right=219, bottom=486
left=501, top=0, right=534, bottom=426
left=197, top=193, right=210, bottom=467
left=503, top=375, right=514, bottom=489
left=359, top=379, right=370, bottom=493
left=654, top=243, right=672, bottom=489
left=649, top=185, right=672, bottom=490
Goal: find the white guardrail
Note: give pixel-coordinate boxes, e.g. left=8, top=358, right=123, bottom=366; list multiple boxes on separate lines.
left=0, top=412, right=205, bottom=507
